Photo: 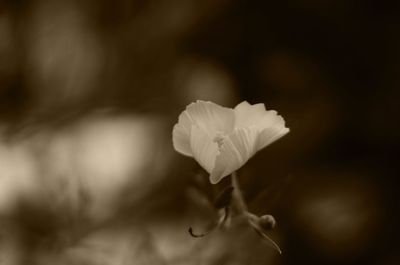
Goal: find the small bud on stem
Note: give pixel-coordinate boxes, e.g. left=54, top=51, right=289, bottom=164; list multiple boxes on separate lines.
left=259, top=214, right=276, bottom=230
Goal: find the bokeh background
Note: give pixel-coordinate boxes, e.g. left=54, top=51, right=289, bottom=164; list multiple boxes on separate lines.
left=0, top=0, right=399, bottom=264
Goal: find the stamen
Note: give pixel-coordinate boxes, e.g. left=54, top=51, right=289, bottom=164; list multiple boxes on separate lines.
left=213, top=132, right=225, bottom=148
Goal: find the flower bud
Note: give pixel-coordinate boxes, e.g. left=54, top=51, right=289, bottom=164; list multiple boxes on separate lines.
left=258, top=214, right=276, bottom=230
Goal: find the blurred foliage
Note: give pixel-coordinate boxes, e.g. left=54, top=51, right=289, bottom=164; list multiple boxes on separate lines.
left=0, top=0, right=399, bottom=264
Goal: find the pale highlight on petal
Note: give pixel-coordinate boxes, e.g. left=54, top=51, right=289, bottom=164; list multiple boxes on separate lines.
left=210, top=128, right=259, bottom=184
left=184, top=100, right=235, bottom=136
left=234, top=101, right=268, bottom=128
left=190, top=125, right=219, bottom=174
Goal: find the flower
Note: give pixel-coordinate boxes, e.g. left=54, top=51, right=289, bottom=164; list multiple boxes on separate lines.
left=173, top=100, right=289, bottom=184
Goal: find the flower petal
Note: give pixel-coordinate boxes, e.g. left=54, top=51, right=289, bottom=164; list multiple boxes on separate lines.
left=234, top=101, right=289, bottom=151
left=173, top=100, right=234, bottom=156
left=257, top=120, right=290, bottom=150
left=190, top=125, right=219, bottom=174
left=172, top=123, right=193, bottom=156
left=234, top=101, right=268, bottom=128
left=210, top=127, right=259, bottom=184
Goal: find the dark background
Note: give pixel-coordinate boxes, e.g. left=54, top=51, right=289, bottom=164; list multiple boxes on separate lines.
left=0, top=0, right=399, bottom=264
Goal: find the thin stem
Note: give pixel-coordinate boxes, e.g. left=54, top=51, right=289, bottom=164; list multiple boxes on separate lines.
left=231, top=171, right=248, bottom=213
left=232, top=172, right=282, bottom=254
left=252, top=225, right=283, bottom=254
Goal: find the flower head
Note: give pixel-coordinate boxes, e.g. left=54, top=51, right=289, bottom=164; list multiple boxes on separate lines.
left=173, top=100, right=289, bottom=184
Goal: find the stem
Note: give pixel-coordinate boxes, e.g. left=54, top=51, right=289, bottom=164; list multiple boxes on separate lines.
left=231, top=171, right=248, bottom=213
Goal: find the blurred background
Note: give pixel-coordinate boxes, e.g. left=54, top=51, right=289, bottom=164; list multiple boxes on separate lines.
left=0, top=0, right=399, bottom=264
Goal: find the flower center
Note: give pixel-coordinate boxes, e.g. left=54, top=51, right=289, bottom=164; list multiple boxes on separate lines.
left=213, top=132, right=226, bottom=148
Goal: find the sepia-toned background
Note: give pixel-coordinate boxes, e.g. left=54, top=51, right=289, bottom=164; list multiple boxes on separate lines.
left=0, top=0, right=398, bottom=264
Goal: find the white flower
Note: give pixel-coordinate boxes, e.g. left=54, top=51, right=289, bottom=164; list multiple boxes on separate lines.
left=173, top=100, right=290, bottom=184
